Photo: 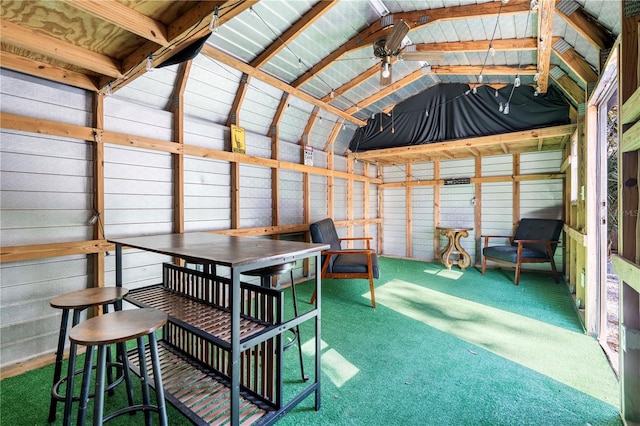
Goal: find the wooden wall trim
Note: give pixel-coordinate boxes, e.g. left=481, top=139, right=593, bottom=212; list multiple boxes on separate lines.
left=0, top=112, right=381, bottom=185
left=0, top=240, right=114, bottom=263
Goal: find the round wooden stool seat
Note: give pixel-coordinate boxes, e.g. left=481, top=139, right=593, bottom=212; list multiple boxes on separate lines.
left=48, top=287, right=130, bottom=425
left=69, top=308, right=168, bottom=426
left=51, top=287, right=129, bottom=310
left=69, top=308, right=167, bottom=346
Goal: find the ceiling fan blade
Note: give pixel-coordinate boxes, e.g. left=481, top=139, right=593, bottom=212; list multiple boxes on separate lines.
left=385, top=20, right=410, bottom=53
left=398, top=52, right=445, bottom=62
left=380, top=62, right=393, bottom=86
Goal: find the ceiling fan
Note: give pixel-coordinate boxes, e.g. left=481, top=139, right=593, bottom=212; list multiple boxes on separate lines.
left=373, top=20, right=443, bottom=86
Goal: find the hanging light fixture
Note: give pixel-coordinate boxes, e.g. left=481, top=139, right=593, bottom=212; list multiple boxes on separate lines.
left=146, top=54, right=154, bottom=72
left=209, top=6, right=220, bottom=32
left=381, top=62, right=391, bottom=79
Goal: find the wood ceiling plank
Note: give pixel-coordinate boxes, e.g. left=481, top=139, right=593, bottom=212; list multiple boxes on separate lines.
left=0, top=50, right=99, bottom=91
left=62, top=0, right=169, bottom=46
left=1, top=18, right=123, bottom=78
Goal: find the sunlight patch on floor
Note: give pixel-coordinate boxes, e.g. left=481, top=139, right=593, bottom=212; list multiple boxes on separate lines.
left=375, top=279, right=619, bottom=406
left=301, top=339, right=359, bottom=388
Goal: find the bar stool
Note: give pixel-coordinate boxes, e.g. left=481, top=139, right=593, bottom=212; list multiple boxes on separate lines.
left=49, top=287, right=131, bottom=424
left=69, top=308, right=168, bottom=426
left=244, top=262, right=308, bottom=381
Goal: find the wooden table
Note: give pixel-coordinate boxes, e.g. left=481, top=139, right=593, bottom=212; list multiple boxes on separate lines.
left=436, top=227, right=472, bottom=270
left=109, top=232, right=329, bottom=425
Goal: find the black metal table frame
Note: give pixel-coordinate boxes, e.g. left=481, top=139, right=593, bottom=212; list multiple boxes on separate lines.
left=110, top=232, right=327, bottom=425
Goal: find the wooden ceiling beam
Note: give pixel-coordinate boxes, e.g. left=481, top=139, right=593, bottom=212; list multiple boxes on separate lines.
left=555, top=2, right=615, bottom=50
left=290, top=0, right=530, bottom=88
left=251, top=0, right=337, bottom=68
left=320, top=63, right=382, bottom=103
left=411, top=38, right=537, bottom=52
left=345, top=68, right=426, bottom=114
left=353, top=124, right=576, bottom=162
left=551, top=73, right=585, bottom=105
left=202, top=44, right=366, bottom=126
left=62, top=0, right=169, bottom=47
left=536, top=0, right=556, bottom=93
left=430, top=65, right=538, bottom=75
left=551, top=37, right=598, bottom=83
left=0, top=18, right=123, bottom=78
left=0, top=51, right=99, bottom=91
left=113, top=1, right=255, bottom=92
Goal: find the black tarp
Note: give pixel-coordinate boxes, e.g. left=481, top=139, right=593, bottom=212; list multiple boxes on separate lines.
left=348, top=83, right=571, bottom=152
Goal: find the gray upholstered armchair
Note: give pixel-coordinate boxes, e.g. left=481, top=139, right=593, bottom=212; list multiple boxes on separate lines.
left=481, top=218, right=564, bottom=285
left=309, top=218, right=380, bottom=308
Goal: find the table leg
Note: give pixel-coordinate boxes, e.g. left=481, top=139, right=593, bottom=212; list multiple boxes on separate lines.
left=454, top=230, right=471, bottom=270
left=438, top=230, right=455, bottom=270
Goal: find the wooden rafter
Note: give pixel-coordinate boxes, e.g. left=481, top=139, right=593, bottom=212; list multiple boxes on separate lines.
left=201, top=44, right=366, bottom=126
left=114, top=1, right=256, bottom=92
left=250, top=0, right=337, bottom=68
left=345, top=68, right=426, bottom=114
left=555, top=2, right=615, bottom=50
left=411, top=38, right=537, bottom=52
left=551, top=37, right=598, bottom=83
left=227, top=73, right=250, bottom=127
left=291, top=0, right=531, bottom=88
left=551, top=72, right=585, bottom=105
left=0, top=50, right=99, bottom=91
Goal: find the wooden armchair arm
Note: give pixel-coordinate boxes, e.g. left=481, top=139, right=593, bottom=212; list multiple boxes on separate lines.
left=339, top=237, right=372, bottom=249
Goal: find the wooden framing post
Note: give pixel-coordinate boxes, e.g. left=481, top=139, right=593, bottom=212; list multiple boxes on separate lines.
left=91, top=93, right=105, bottom=299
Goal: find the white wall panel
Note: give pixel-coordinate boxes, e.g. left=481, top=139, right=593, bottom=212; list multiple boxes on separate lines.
left=353, top=181, right=364, bottom=220
left=440, top=158, right=475, bottom=178
left=333, top=178, right=348, bottom=221
left=482, top=154, right=512, bottom=177
left=382, top=187, right=406, bottom=256
left=383, top=164, right=405, bottom=183
left=279, top=170, right=304, bottom=225
left=240, top=164, right=272, bottom=228
left=412, top=186, right=435, bottom=260
left=104, top=145, right=173, bottom=237
left=310, top=175, right=329, bottom=222
left=0, top=69, right=90, bottom=126
left=520, top=180, right=563, bottom=219
left=184, top=156, right=231, bottom=231
left=481, top=182, right=514, bottom=238
left=0, top=73, right=95, bottom=367
left=520, top=151, right=563, bottom=173
left=104, top=97, right=173, bottom=141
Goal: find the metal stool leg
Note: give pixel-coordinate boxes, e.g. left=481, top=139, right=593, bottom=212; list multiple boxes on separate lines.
left=93, top=345, right=108, bottom=426
left=289, top=270, right=308, bottom=381
left=136, top=337, right=153, bottom=426
left=49, top=308, right=70, bottom=423
left=148, top=332, right=168, bottom=426
left=76, top=345, right=94, bottom=426
left=116, top=341, right=135, bottom=407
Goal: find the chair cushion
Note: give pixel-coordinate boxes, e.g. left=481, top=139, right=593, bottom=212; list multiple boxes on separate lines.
left=512, top=218, right=563, bottom=254
left=331, top=253, right=380, bottom=279
left=483, top=246, right=550, bottom=263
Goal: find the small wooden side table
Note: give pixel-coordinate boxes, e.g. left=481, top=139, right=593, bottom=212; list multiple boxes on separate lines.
left=436, top=226, right=472, bottom=270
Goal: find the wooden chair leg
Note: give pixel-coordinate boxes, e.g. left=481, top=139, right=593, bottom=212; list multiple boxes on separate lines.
left=549, top=258, right=559, bottom=283
left=368, top=277, right=376, bottom=309
left=309, top=290, right=316, bottom=305
left=514, top=264, right=521, bottom=285
left=481, top=256, right=487, bottom=275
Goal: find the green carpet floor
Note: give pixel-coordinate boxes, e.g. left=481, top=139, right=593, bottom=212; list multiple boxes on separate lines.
left=0, top=258, right=621, bottom=425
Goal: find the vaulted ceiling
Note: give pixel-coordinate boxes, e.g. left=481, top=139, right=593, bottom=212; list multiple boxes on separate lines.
left=0, top=0, right=619, bottom=153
